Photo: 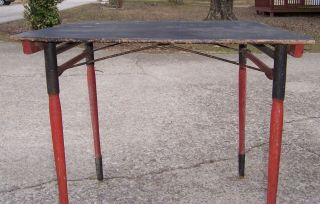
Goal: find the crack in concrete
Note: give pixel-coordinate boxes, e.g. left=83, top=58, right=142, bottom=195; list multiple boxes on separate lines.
left=285, top=116, right=320, bottom=124
left=0, top=74, right=42, bottom=78
left=246, top=141, right=269, bottom=153
left=0, top=141, right=269, bottom=195
left=134, top=57, right=162, bottom=81
left=135, top=57, right=147, bottom=76
left=293, top=143, right=320, bottom=158
left=0, top=179, right=56, bottom=194
left=109, top=157, right=232, bottom=181
left=0, top=158, right=233, bottom=195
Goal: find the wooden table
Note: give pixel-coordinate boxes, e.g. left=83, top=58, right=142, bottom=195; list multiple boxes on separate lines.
left=12, top=21, right=314, bottom=204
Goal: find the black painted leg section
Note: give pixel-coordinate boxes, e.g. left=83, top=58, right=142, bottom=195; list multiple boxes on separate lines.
left=238, top=154, right=245, bottom=178
left=95, top=157, right=103, bottom=180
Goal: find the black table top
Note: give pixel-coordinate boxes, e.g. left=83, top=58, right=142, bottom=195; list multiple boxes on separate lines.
left=12, top=21, right=314, bottom=44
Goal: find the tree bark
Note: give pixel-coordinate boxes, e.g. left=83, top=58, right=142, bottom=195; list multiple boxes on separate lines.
left=117, top=0, right=123, bottom=8
left=169, top=0, right=183, bottom=5
left=205, top=0, right=237, bottom=20
left=109, top=0, right=123, bottom=8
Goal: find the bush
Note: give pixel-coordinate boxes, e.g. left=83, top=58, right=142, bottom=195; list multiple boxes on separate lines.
left=24, top=0, right=63, bottom=30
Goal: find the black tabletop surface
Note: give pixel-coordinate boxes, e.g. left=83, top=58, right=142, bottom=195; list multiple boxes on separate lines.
left=12, top=21, right=314, bottom=44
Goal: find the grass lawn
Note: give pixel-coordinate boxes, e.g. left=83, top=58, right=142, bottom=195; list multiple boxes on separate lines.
left=0, top=0, right=319, bottom=52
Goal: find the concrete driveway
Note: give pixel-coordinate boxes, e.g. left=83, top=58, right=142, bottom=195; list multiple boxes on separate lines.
left=0, top=0, right=97, bottom=24
left=0, top=42, right=319, bottom=203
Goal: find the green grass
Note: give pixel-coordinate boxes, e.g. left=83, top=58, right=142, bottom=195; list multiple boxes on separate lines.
left=0, top=32, right=10, bottom=40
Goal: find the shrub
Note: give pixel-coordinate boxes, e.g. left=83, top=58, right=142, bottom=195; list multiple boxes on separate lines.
left=24, top=0, right=63, bottom=30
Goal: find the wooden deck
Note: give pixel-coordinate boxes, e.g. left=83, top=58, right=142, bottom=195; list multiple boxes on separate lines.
left=255, top=0, right=320, bottom=16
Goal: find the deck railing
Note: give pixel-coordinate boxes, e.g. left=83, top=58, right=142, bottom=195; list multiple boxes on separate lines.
left=273, top=0, right=320, bottom=6
left=256, top=0, right=320, bottom=11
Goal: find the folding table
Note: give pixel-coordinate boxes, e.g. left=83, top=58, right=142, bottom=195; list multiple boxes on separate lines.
left=11, top=21, right=314, bottom=204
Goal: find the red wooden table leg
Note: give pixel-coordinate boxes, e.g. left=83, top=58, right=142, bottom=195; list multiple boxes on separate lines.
left=45, top=43, right=69, bottom=204
left=268, top=99, right=284, bottom=204
left=267, top=45, right=287, bottom=204
left=238, top=44, right=247, bottom=177
left=49, top=95, right=69, bottom=204
left=86, top=42, right=103, bottom=181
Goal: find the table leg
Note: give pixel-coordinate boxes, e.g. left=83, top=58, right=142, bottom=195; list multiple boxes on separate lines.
left=44, top=43, right=69, bottom=204
left=86, top=42, right=103, bottom=181
left=238, top=44, right=247, bottom=177
left=267, top=45, right=287, bottom=204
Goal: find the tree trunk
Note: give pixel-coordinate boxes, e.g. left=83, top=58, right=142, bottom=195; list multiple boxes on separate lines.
left=205, top=0, right=237, bottom=20
left=226, top=0, right=236, bottom=19
left=117, top=0, right=123, bottom=8
left=169, top=0, right=183, bottom=5
left=109, top=0, right=123, bottom=8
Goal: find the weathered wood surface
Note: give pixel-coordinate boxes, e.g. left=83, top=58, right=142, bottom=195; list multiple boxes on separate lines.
left=12, top=21, right=315, bottom=44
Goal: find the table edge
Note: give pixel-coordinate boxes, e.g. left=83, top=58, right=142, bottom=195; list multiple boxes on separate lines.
left=9, top=36, right=316, bottom=45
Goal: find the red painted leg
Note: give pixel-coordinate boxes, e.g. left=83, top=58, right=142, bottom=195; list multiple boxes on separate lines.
left=238, top=44, right=247, bottom=177
left=86, top=43, right=103, bottom=180
left=267, top=99, right=284, bottom=204
left=49, top=95, right=69, bottom=204
left=239, top=65, right=246, bottom=177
